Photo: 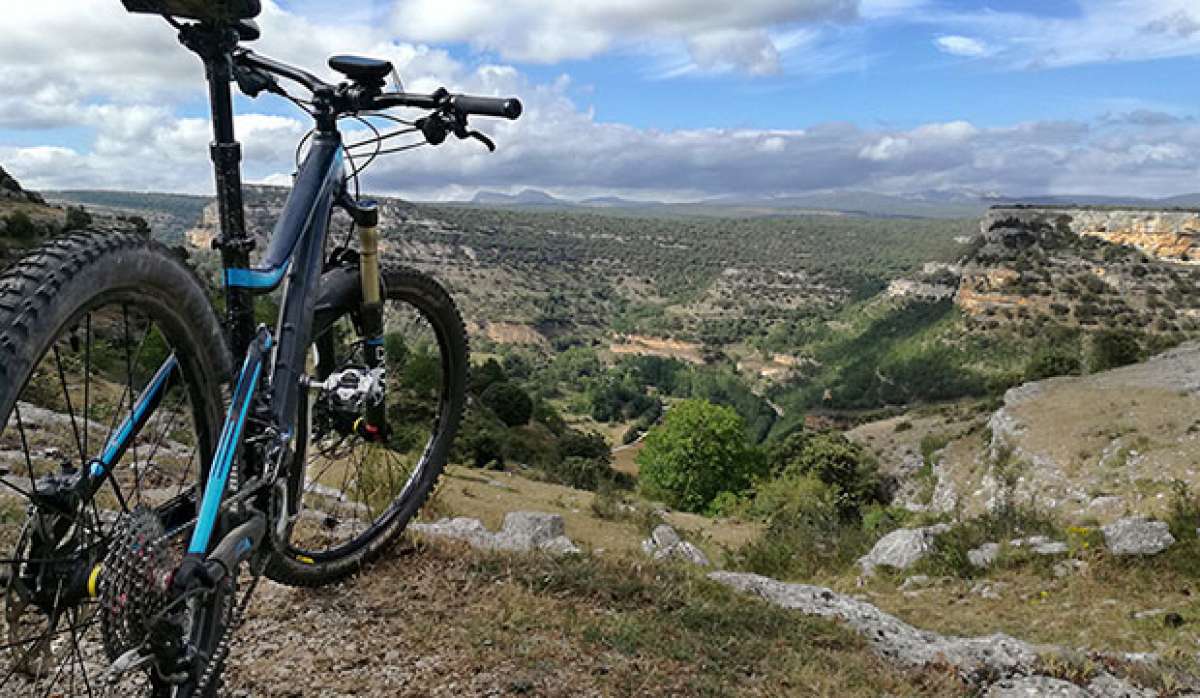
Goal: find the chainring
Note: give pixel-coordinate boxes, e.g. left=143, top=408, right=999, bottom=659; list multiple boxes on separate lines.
left=98, top=507, right=181, bottom=662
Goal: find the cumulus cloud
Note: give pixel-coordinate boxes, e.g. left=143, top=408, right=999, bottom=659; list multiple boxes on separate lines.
left=933, top=35, right=988, bottom=58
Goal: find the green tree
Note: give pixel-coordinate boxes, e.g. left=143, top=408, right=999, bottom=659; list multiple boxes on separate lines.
left=637, top=399, right=765, bottom=513
left=402, top=345, right=440, bottom=394
left=481, top=381, right=534, bottom=427
left=471, top=357, right=507, bottom=395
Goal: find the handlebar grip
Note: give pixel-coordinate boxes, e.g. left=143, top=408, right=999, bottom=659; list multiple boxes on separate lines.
left=449, top=95, right=523, bottom=120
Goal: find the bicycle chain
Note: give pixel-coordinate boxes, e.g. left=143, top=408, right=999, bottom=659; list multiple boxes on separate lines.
left=194, top=553, right=264, bottom=696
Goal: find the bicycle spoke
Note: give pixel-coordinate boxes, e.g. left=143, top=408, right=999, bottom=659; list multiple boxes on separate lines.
left=51, top=345, right=85, bottom=469
left=65, top=607, right=95, bottom=698
left=82, top=314, right=91, bottom=471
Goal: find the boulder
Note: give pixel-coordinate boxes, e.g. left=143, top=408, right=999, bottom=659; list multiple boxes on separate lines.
left=968, top=542, right=1000, bottom=568
left=858, top=524, right=950, bottom=574
left=1101, top=517, right=1175, bottom=556
left=641, top=524, right=710, bottom=566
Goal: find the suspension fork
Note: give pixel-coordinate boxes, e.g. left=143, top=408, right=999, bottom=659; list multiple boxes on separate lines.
left=349, top=200, right=389, bottom=441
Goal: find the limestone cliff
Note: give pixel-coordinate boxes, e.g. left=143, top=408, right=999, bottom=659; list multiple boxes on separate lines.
left=951, top=206, right=1200, bottom=335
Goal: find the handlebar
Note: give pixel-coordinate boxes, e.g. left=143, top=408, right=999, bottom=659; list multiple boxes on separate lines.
left=234, top=49, right=328, bottom=94
left=232, top=49, right=523, bottom=121
left=449, top=95, right=523, bottom=120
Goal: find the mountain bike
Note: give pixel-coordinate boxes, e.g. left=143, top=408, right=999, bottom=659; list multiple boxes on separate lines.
left=0, top=1, right=521, bottom=693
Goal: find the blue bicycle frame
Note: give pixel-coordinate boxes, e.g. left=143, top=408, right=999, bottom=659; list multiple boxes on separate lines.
left=86, top=133, right=347, bottom=561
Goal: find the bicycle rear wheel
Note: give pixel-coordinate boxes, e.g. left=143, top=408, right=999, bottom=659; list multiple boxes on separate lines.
left=0, top=232, right=230, bottom=696
left=265, top=265, right=468, bottom=587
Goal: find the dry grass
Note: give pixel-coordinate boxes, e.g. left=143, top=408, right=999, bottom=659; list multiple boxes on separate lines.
left=431, top=465, right=761, bottom=557
left=231, top=541, right=966, bottom=697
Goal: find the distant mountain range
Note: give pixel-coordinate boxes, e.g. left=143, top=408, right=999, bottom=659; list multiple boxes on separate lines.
left=460, top=188, right=1200, bottom=219
left=42, top=184, right=1200, bottom=225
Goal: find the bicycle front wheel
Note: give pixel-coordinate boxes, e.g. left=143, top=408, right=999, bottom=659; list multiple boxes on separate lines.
left=265, top=265, right=468, bottom=587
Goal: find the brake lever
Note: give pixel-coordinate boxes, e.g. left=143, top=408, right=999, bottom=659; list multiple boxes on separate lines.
left=465, top=130, right=496, bottom=152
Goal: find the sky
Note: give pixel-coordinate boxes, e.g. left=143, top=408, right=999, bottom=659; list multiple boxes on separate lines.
left=1, top=0, right=1200, bottom=201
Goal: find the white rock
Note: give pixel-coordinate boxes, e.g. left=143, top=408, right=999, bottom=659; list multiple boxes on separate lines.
left=409, top=512, right=582, bottom=556
left=1102, top=517, right=1175, bottom=556
left=650, top=524, right=682, bottom=549
left=858, top=525, right=947, bottom=574
left=1086, top=672, right=1157, bottom=698
left=970, top=581, right=1008, bottom=600
left=985, top=676, right=1088, bottom=697
left=968, top=542, right=1001, bottom=568
left=899, top=575, right=932, bottom=591
left=710, top=572, right=1041, bottom=680
left=641, top=525, right=710, bottom=566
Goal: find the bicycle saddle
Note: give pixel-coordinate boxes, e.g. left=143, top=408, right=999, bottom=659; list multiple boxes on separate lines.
left=121, top=0, right=261, bottom=22
left=329, top=55, right=393, bottom=87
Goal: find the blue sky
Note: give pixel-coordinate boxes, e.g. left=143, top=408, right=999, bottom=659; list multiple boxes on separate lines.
left=2, top=0, right=1199, bottom=200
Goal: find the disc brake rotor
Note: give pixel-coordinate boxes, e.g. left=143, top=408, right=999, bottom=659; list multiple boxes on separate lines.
left=4, top=506, right=98, bottom=678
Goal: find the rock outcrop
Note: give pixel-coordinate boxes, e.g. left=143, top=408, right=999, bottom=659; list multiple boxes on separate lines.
left=409, top=511, right=582, bottom=555
left=930, top=342, right=1200, bottom=523
left=0, top=165, right=45, bottom=205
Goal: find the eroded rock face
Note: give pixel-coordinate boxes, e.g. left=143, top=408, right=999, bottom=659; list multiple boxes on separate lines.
left=1102, top=517, right=1175, bottom=556
left=409, top=512, right=582, bottom=555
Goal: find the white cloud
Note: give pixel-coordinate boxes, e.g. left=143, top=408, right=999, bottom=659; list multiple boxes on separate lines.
left=388, top=0, right=857, bottom=72
left=935, top=1, right=1200, bottom=69
left=934, top=35, right=988, bottom=58
left=686, top=30, right=783, bottom=76
left=3, top=0, right=1200, bottom=202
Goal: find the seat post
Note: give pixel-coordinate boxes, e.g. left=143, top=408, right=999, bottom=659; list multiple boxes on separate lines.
left=182, top=23, right=258, bottom=359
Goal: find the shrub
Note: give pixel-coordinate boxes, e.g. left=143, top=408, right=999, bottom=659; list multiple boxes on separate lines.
left=766, top=430, right=883, bottom=522
left=4, top=211, right=38, bottom=240
left=481, top=381, right=533, bottom=427
left=729, top=474, right=872, bottom=579
left=1025, top=344, right=1082, bottom=381
left=383, top=332, right=409, bottom=367
left=1087, top=329, right=1142, bottom=373
left=63, top=206, right=92, bottom=232
left=637, top=399, right=765, bottom=513
left=541, top=456, right=629, bottom=491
